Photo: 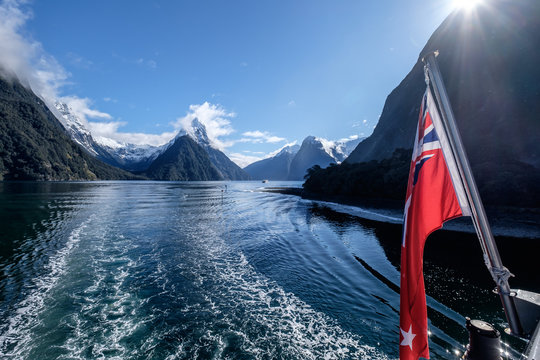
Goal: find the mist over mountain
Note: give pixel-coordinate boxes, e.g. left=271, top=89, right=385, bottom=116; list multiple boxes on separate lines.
left=0, top=74, right=136, bottom=180
left=306, top=0, right=540, bottom=207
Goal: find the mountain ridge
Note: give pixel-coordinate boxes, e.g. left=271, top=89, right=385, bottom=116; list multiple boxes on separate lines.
left=0, top=74, right=138, bottom=181
left=306, top=0, right=540, bottom=208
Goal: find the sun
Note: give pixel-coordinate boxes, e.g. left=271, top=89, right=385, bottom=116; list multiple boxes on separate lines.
left=453, top=0, right=483, bottom=11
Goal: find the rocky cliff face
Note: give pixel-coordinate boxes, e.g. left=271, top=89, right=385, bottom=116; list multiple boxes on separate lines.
left=341, top=0, right=540, bottom=207
left=347, top=0, right=540, bottom=169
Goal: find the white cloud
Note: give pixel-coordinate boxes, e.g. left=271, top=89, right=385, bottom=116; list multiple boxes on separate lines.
left=172, top=102, right=235, bottom=150
left=136, top=58, right=157, bottom=69
left=363, top=119, right=368, bottom=125
left=228, top=153, right=264, bottom=168
left=0, top=0, right=69, bottom=102
left=337, top=134, right=359, bottom=143
left=89, top=121, right=176, bottom=146
left=66, top=52, right=93, bottom=69
left=240, top=130, right=286, bottom=144
left=61, top=96, right=112, bottom=122
left=288, top=100, right=296, bottom=107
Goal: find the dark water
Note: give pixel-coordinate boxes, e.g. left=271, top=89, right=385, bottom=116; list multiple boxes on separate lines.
left=0, top=181, right=537, bottom=359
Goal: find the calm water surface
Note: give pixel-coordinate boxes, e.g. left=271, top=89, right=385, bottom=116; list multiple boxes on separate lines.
left=0, top=181, right=536, bottom=359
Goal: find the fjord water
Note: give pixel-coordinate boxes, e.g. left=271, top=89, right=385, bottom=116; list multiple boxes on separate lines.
left=0, top=182, right=535, bottom=359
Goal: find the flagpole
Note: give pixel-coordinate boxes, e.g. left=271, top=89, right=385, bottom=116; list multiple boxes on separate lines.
left=422, top=51, right=522, bottom=336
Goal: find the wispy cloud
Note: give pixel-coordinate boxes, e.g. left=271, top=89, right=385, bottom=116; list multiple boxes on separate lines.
left=0, top=0, right=68, bottom=102
left=112, top=53, right=157, bottom=70
left=337, top=134, right=359, bottom=143
left=61, top=96, right=111, bottom=122
left=90, top=122, right=176, bottom=146
left=66, top=52, right=93, bottom=69
left=0, top=0, right=121, bottom=130
left=135, top=58, right=157, bottom=69
left=240, top=130, right=286, bottom=144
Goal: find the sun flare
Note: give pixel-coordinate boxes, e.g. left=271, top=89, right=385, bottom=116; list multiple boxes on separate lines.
left=453, top=0, right=483, bottom=11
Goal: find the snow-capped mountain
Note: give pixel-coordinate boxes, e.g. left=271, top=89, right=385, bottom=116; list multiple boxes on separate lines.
left=244, top=144, right=300, bottom=180
left=54, top=101, right=100, bottom=156
left=53, top=101, right=163, bottom=172
left=176, top=118, right=250, bottom=180
left=244, top=136, right=363, bottom=181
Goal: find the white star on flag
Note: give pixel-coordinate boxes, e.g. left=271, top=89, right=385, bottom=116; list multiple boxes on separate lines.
left=400, top=325, right=416, bottom=351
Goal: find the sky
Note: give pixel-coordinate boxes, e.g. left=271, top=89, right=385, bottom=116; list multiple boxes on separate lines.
left=0, top=0, right=461, bottom=167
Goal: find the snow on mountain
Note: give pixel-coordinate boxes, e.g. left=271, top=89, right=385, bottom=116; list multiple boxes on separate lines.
left=275, top=144, right=301, bottom=157
left=245, top=136, right=362, bottom=181
left=175, top=118, right=213, bottom=148
left=301, top=135, right=363, bottom=163
left=175, top=117, right=250, bottom=180
left=53, top=101, right=162, bottom=171
left=94, top=136, right=162, bottom=164
left=54, top=101, right=99, bottom=156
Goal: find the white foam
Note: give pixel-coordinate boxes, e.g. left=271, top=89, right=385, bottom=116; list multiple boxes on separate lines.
left=0, top=217, right=93, bottom=357
left=158, top=218, right=390, bottom=359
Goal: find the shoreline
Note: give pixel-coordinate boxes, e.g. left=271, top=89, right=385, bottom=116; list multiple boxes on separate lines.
left=261, top=186, right=540, bottom=239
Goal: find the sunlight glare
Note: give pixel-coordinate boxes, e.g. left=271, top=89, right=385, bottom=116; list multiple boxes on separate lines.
left=453, top=0, right=483, bottom=12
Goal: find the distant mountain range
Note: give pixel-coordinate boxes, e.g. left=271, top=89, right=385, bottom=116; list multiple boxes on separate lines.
left=245, top=136, right=363, bottom=180
left=306, top=0, right=540, bottom=208
left=53, top=101, right=250, bottom=180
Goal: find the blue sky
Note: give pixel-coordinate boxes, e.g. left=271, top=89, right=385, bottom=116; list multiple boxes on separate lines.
left=1, top=0, right=460, bottom=166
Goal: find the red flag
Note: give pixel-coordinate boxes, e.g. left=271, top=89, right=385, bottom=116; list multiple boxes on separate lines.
left=399, top=88, right=470, bottom=360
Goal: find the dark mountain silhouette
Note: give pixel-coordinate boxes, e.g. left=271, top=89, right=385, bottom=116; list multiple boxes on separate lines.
left=306, top=0, right=540, bottom=207
left=144, top=135, right=223, bottom=181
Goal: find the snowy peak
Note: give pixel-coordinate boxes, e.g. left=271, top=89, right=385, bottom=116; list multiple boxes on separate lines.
left=52, top=100, right=162, bottom=171
left=299, top=135, right=362, bottom=163
left=54, top=101, right=97, bottom=155
left=275, top=144, right=300, bottom=157
left=177, top=117, right=212, bottom=148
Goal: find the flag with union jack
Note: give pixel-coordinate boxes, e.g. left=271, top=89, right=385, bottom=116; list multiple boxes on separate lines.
left=399, top=86, right=470, bottom=360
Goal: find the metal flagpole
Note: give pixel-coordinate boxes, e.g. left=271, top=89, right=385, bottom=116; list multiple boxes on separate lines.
left=422, top=51, right=522, bottom=336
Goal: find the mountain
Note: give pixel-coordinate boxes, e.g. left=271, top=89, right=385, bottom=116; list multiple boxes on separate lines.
left=145, top=135, right=222, bottom=181
left=178, top=118, right=250, bottom=180
left=244, top=144, right=300, bottom=180
left=306, top=0, right=540, bottom=207
left=52, top=101, right=249, bottom=181
left=53, top=102, right=161, bottom=172
left=0, top=74, right=137, bottom=181
left=92, top=137, right=161, bottom=172
left=287, top=136, right=363, bottom=180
